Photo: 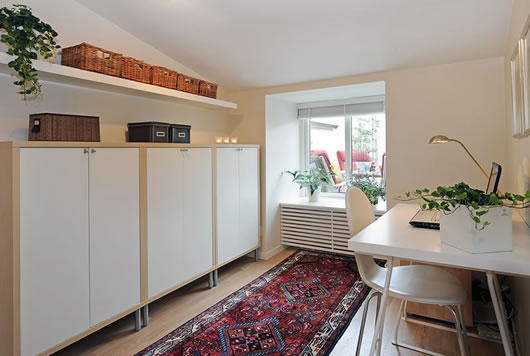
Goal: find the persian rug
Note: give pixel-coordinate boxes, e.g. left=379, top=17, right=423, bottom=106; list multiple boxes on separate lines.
left=136, top=250, right=370, bottom=356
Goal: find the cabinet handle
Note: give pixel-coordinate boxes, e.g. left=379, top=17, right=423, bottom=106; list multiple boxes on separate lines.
left=83, top=148, right=89, bottom=154
left=180, top=148, right=188, bottom=152
left=236, top=148, right=243, bottom=151
left=91, top=149, right=96, bottom=154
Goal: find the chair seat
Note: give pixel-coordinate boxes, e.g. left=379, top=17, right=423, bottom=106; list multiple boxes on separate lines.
left=366, top=264, right=467, bottom=305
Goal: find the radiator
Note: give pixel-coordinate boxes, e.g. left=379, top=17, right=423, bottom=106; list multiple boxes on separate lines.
left=280, top=204, right=353, bottom=255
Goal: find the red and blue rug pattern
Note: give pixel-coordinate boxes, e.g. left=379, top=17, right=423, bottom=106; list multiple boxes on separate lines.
left=136, top=250, right=370, bottom=356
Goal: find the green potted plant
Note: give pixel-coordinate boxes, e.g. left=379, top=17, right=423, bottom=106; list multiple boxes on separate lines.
left=348, top=174, right=386, bottom=205
left=0, top=4, right=60, bottom=100
left=397, top=183, right=530, bottom=253
left=285, top=168, right=335, bottom=202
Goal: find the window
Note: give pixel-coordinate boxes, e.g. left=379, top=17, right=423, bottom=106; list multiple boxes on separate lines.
left=299, top=97, right=386, bottom=195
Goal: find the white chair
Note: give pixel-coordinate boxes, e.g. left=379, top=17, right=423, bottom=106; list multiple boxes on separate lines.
left=345, top=187, right=470, bottom=356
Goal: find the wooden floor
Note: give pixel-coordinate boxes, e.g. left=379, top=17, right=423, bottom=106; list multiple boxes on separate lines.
left=55, top=249, right=503, bottom=356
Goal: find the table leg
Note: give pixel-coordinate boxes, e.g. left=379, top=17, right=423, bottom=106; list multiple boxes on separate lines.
left=486, top=272, right=514, bottom=356
left=369, top=256, right=394, bottom=356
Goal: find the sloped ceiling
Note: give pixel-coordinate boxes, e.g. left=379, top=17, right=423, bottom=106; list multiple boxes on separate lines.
left=76, top=0, right=513, bottom=89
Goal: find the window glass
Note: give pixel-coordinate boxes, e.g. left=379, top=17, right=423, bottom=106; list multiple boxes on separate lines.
left=351, top=113, right=386, bottom=176
left=310, top=116, right=346, bottom=193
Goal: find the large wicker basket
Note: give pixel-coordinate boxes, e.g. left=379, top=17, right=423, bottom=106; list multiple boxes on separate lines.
left=121, top=57, right=151, bottom=83
left=150, top=66, right=177, bottom=89
left=61, top=43, right=122, bottom=77
left=177, top=74, right=200, bottom=94
left=199, top=81, right=218, bottom=98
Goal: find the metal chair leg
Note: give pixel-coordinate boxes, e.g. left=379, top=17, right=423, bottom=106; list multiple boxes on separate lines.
left=457, top=305, right=471, bottom=356
left=393, top=299, right=405, bottom=344
left=446, top=305, right=467, bottom=356
left=356, top=291, right=382, bottom=356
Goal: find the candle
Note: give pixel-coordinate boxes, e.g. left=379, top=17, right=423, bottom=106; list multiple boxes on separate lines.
left=230, top=137, right=238, bottom=144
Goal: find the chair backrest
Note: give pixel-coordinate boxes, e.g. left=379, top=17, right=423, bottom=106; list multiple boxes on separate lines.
left=310, top=150, right=339, bottom=184
left=345, top=187, right=375, bottom=235
left=337, top=150, right=346, bottom=170
left=345, top=187, right=385, bottom=290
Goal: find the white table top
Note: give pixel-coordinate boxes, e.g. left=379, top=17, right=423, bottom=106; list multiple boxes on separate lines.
left=348, top=203, right=530, bottom=277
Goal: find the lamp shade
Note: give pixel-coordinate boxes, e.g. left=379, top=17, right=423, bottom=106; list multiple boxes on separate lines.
left=428, top=135, right=450, bottom=144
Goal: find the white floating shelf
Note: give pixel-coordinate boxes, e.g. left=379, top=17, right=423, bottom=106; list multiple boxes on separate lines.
left=0, top=52, right=237, bottom=110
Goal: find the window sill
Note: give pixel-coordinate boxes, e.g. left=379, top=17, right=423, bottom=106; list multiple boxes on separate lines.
left=280, top=197, right=387, bottom=217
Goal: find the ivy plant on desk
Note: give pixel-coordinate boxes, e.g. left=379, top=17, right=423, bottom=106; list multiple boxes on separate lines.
left=0, top=4, right=60, bottom=100
left=396, top=182, right=530, bottom=229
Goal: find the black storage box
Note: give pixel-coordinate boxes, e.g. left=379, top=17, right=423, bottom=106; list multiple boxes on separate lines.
left=169, top=124, right=191, bottom=143
left=127, top=121, right=169, bottom=143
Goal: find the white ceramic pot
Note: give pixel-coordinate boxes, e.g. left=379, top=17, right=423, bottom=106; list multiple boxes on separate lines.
left=307, top=186, right=322, bottom=202
left=440, top=206, right=512, bottom=253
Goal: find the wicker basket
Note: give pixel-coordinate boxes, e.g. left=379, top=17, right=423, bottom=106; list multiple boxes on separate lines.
left=199, top=81, right=218, bottom=98
left=177, top=74, right=200, bottom=94
left=121, top=57, right=151, bottom=83
left=150, top=66, right=177, bottom=89
left=61, top=43, right=122, bottom=77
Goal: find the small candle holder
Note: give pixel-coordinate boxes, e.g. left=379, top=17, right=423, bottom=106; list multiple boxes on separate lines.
left=215, top=136, right=223, bottom=144
left=230, top=137, right=238, bottom=144
left=222, top=137, right=230, bottom=144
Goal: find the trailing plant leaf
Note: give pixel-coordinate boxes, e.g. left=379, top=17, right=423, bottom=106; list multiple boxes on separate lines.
left=0, top=4, right=60, bottom=100
left=395, top=182, right=530, bottom=229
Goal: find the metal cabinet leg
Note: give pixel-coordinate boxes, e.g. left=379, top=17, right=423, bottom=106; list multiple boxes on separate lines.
left=254, top=249, right=259, bottom=262
left=213, top=269, right=219, bottom=286
left=134, top=309, right=141, bottom=332
left=142, top=305, right=149, bottom=327
left=208, top=271, right=215, bottom=289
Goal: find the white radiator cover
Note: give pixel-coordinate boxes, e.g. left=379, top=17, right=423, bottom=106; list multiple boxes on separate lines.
left=280, top=204, right=353, bottom=255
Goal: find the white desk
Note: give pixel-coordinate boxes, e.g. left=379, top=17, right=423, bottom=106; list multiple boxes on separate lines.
left=347, top=203, right=530, bottom=356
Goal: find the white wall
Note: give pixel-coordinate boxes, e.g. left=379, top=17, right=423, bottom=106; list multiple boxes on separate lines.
left=262, top=96, right=300, bottom=258
left=504, top=0, right=530, bottom=354
left=228, top=57, right=506, bottom=259
left=0, top=0, right=234, bottom=143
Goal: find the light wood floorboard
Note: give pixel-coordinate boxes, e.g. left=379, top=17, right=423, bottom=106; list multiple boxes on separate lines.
left=55, top=248, right=503, bottom=355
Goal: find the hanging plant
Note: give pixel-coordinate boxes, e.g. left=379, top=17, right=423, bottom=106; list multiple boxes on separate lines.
left=0, top=4, right=60, bottom=100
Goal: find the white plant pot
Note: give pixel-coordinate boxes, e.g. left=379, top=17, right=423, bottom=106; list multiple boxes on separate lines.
left=440, top=206, right=512, bottom=253
left=307, top=186, right=321, bottom=202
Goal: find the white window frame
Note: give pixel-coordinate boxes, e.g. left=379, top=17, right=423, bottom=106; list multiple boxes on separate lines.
left=300, top=97, right=385, bottom=197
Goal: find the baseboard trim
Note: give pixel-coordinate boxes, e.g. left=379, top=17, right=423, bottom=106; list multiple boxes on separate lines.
left=259, top=244, right=286, bottom=260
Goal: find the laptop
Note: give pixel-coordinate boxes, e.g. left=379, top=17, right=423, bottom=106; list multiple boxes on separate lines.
left=409, top=162, right=502, bottom=230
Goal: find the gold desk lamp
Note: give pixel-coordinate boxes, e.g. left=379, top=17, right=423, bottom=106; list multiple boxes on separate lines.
left=428, top=135, right=501, bottom=194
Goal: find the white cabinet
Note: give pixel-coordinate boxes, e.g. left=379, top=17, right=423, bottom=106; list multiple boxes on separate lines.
left=89, top=148, right=140, bottom=326
left=19, top=147, right=140, bottom=356
left=147, top=148, right=213, bottom=298
left=20, top=148, right=90, bottom=356
left=216, top=147, right=259, bottom=266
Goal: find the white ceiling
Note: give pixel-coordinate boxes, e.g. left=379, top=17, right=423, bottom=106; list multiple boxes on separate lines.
left=76, top=0, right=513, bottom=89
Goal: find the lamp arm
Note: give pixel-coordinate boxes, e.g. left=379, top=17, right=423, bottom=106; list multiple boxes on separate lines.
left=449, top=139, right=490, bottom=179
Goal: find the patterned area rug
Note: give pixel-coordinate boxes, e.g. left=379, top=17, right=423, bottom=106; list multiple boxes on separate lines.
left=136, top=250, right=370, bottom=356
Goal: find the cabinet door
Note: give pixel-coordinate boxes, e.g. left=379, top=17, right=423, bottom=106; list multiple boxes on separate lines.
left=238, top=148, right=260, bottom=253
left=180, top=148, right=214, bottom=282
left=89, top=148, right=140, bottom=326
left=216, top=148, right=241, bottom=265
left=20, top=148, right=90, bottom=356
left=147, top=148, right=213, bottom=298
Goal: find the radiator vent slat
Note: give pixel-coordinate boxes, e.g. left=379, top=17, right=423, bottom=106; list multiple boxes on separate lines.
left=281, top=204, right=353, bottom=256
